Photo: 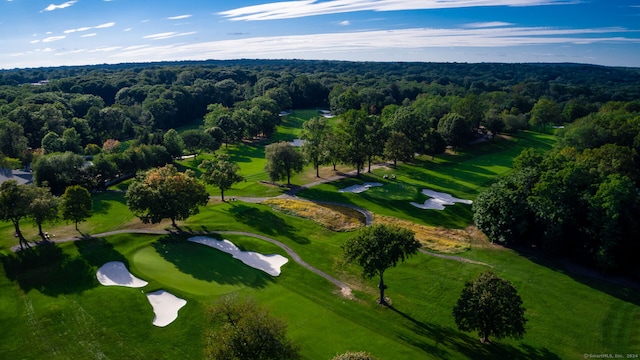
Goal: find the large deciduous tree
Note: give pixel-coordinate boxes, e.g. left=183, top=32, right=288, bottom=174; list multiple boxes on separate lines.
left=28, top=186, right=60, bottom=240
left=529, top=98, right=561, bottom=133
left=383, top=131, right=413, bottom=168
left=0, top=180, right=33, bottom=249
left=0, top=120, right=29, bottom=160
left=199, top=154, right=245, bottom=202
left=437, top=112, right=471, bottom=153
left=60, top=185, right=92, bottom=231
left=453, top=271, right=527, bottom=344
left=264, top=142, right=305, bottom=186
left=472, top=168, right=539, bottom=244
left=338, top=109, right=369, bottom=176
left=162, top=128, right=185, bottom=158
left=126, top=164, right=209, bottom=227
left=206, top=295, right=299, bottom=360
left=342, top=224, right=420, bottom=305
left=181, top=129, right=219, bottom=160
left=300, top=117, right=330, bottom=177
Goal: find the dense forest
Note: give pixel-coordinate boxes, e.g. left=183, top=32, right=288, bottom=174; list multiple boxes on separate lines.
left=1, top=59, right=640, bottom=275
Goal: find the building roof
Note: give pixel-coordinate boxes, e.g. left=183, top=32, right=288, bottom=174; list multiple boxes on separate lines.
left=0, top=168, right=33, bottom=186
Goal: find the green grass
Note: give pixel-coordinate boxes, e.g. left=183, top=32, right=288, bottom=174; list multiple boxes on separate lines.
left=297, top=131, right=556, bottom=227
left=1, top=223, right=637, bottom=359
left=1, top=125, right=638, bottom=359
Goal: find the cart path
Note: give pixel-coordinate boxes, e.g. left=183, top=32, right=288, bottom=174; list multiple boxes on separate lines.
left=10, top=161, right=490, bottom=297
left=13, top=229, right=353, bottom=298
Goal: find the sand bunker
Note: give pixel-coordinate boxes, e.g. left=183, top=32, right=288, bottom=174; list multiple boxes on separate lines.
left=96, top=261, right=148, bottom=288
left=338, top=182, right=383, bottom=194
left=411, top=189, right=473, bottom=210
left=146, top=290, right=187, bottom=327
left=188, top=236, right=289, bottom=276
left=289, top=138, right=304, bottom=147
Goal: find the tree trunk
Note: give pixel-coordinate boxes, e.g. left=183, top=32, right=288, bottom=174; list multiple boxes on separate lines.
left=378, top=270, right=387, bottom=305
left=221, top=188, right=225, bottom=202
left=38, top=223, right=46, bottom=241
left=12, top=219, right=29, bottom=249
left=368, top=156, right=372, bottom=173
left=316, top=164, right=320, bottom=178
left=171, top=217, right=177, bottom=227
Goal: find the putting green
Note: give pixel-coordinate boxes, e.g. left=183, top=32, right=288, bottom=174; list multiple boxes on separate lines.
left=131, top=241, right=274, bottom=297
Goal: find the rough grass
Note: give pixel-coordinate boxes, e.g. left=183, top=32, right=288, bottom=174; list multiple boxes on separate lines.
left=262, top=198, right=365, bottom=231
left=373, top=214, right=472, bottom=254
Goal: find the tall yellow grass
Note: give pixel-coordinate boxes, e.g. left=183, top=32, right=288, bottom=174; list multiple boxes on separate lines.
left=263, top=198, right=365, bottom=231
left=374, top=214, right=471, bottom=254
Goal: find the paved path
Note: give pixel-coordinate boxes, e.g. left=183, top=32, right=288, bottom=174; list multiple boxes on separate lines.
left=13, top=228, right=353, bottom=298
left=10, top=161, right=492, bottom=299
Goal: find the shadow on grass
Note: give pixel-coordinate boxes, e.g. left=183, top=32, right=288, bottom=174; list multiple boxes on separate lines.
left=228, top=204, right=309, bottom=244
left=152, top=236, right=273, bottom=288
left=389, top=306, right=560, bottom=360
left=75, top=237, right=128, bottom=267
left=510, top=245, right=640, bottom=307
left=1, top=242, right=96, bottom=296
left=91, top=191, right=127, bottom=215
left=227, top=144, right=265, bottom=163
left=299, top=176, right=473, bottom=229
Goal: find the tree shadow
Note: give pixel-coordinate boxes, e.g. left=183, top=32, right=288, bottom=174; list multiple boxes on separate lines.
left=152, top=236, right=272, bottom=288
left=227, top=204, right=309, bottom=244
left=509, top=245, right=640, bottom=307
left=91, top=191, right=127, bottom=215
left=389, top=306, right=561, bottom=360
left=1, top=242, right=96, bottom=296
left=74, top=236, right=128, bottom=267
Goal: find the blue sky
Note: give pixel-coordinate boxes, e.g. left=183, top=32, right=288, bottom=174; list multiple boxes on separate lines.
left=0, top=0, right=639, bottom=69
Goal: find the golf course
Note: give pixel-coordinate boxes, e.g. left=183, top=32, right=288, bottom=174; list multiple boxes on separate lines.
left=1, top=109, right=638, bottom=360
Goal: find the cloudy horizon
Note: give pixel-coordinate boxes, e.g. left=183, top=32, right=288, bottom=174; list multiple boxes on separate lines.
left=0, top=0, right=638, bottom=69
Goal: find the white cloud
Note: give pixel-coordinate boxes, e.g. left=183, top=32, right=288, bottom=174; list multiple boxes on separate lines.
left=95, top=22, right=116, bottom=28
left=124, top=28, right=133, bottom=32
left=465, top=21, right=514, bottom=28
left=42, top=0, right=77, bottom=12
left=42, top=35, right=66, bottom=42
left=340, top=20, right=350, bottom=26
left=88, top=46, right=122, bottom=53
left=143, top=32, right=176, bottom=39
left=107, top=26, right=639, bottom=64
left=30, top=40, right=40, bottom=44
left=143, top=31, right=197, bottom=40
left=168, top=15, right=192, bottom=20
left=82, top=33, right=97, bottom=37
left=219, top=0, right=577, bottom=21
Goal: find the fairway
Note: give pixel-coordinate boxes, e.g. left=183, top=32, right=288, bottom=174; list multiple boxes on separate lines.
left=1, top=116, right=638, bottom=360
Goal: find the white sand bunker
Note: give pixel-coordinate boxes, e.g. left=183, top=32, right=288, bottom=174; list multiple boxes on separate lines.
left=289, top=138, right=304, bottom=147
left=146, top=290, right=187, bottom=327
left=188, top=236, right=289, bottom=276
left=411, top=189, right=473, bottom=210
left=338, top=182, right=383, bottom=194
left=96, top=261, right=148, bottom=288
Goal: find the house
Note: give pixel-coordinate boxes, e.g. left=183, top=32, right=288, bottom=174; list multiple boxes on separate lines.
left=0, top=168, right=33, bottom=186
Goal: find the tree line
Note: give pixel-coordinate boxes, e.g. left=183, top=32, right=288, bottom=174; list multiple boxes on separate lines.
left=473, top=102, right=640, bottom=274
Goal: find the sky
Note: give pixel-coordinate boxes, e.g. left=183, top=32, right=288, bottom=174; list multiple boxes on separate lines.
left=0, top=0, right=639, bottom=70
